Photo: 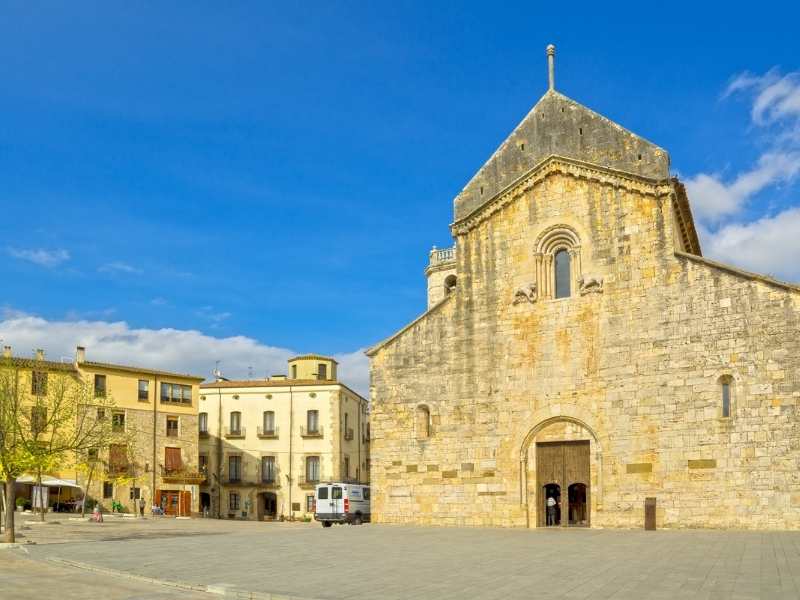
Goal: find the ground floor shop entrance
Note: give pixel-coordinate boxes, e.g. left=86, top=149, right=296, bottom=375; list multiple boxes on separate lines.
left=536, top=440, right=590, bottom=527
left=156, top=489, right=191, bottom=516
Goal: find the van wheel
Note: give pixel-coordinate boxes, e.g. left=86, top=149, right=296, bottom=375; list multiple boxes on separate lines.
left=352, top=514, right=363, bottom=526
left=322, top=521, right=332, bottom=528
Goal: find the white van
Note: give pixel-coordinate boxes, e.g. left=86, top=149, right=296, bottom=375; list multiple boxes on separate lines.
left=314, top=482, right=370, bottom=527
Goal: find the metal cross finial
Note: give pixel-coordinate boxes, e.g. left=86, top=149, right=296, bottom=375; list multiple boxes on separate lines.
left=546, top=44, right=556, bottom=91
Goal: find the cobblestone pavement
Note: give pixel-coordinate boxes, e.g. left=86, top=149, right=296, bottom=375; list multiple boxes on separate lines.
left=6, top=516, right=800, bottom=599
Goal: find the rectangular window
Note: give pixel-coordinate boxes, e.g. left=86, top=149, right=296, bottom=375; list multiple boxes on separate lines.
left=291, top=364, right=297, bottom=379
left=228, top=455, right=241, bottom=482
left=306, top=456, right=320, bottom=482
left=87, top=448, right=99, bottom=462
left=166, top=416, right=179, bottom=437
left=363, top=487, right=370, bottom=500
left=229, top=492, right=240, bottom=511
left=306, top=494, right=314, bottom=513
left=199, top=412, right=208, bottom=433
left=97, top=408, right=106, bottom=421
left=160, top=382, right=170, bottom=403
left=172, top=384, right=182, bottom=403
left=331, top=486, right=342, bottom=500
left=261, top=456, right=276, bottom=482
left=109, top=444, right=127, bottom=474
left=138, top=379, right=149, bottom=401
left=317, top=363, right=327, bottom=380
left=94, top=374, right=107, bottom=398
left=263, top=411, right=275, bottom=433
left=103, top=481, right=113, bottom=499
left=32, top=371, right=48, bottom=396
left=30, top=406, right=47, bottom=435
left=343, top=456, right=350, bottom=479
left=307, top=410, right=319, bottom=434
left=129, top=487, right=141, bottom=500
left=317, top=486, right=329, bottom=500
left=112, top=412, right=125, bottom=432
left=199, top=454, right=208, bottom=475
left=230, top=412, right=241, bottom=433
left=165, top=447, right=182, bottom=473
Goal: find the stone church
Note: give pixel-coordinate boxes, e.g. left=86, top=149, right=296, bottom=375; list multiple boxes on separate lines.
left=366, top=46, right=800, bottom=529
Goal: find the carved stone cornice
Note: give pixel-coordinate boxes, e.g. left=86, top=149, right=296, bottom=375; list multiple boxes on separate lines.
left=450, top=155, right=673, bottom=236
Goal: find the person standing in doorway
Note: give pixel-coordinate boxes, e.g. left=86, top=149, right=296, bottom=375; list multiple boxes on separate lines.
left=138, top=497, right=145, bottom=518
left=546, top=495, right=557, bottom=526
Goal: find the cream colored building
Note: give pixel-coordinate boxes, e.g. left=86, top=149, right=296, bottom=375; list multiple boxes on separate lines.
left=367, top=47, right=800, bottom=530
left=199, top=355, right=369, bottom=520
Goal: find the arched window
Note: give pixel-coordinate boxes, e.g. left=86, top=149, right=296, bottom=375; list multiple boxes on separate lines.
left=416, top=405, right=431, bottom=440
left=554, top=249, right=571, bottom=298
left=444, top=274, right=457, bottom=295
left=720, top=377, right=733, bottom=418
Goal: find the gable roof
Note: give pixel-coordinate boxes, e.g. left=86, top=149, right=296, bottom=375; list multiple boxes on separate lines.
left=454, top=90, right=670, bottom=221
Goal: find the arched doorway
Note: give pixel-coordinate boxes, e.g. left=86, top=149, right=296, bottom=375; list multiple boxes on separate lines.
left=257, top=492, right=277, bottom=521
left=568, top=483, right=587, bottom=526
left=543, top=483, right=561, bottom=526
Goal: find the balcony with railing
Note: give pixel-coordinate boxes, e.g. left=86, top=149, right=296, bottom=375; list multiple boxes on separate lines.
left=257, top=425, right=279, bottom=439
left=161, top=465, right=206, bottom=485
left=427, top=245, right=456, bottom=271
left=298, top=474, right=325, bottom=488
left=224, top=426, right=246, bottom=439
left=300, top=425, right=324, bottom=438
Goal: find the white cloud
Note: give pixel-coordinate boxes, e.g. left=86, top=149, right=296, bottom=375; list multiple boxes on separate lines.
left=685, top=67, right=800, bottom=282
left=0, top=314, right=370, bottom=397
left=685, top=152, right=800, bottom=222
left=699, top=207, right=800, bottom=281
left=99, top=261, right=143, bottom=275
left=8, top=247, right=70, bottom=268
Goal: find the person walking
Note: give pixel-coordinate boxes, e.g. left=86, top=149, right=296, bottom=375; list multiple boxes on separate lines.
left=138, top=497, right=145, bottom=518
left=546, top=495, right=557, bottom=526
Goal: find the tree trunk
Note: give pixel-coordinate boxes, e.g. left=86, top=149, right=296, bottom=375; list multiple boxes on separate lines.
left=37, top=468, right=45, bottom=522
left=81, top=465, right=95, bottom=519
left=4, top=477, right=15, bottom=543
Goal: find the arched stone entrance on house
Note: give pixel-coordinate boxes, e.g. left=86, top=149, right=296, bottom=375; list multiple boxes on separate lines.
left=257, top=492, right=278, bottom=521
left=520, top=413, right=602, bottom=528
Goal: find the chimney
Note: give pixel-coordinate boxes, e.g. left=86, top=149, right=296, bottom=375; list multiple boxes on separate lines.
left=2, top=346, right=11, bottom=359
left=35, top=348, right=45, bottom=361
left=75, top=346, right=86, bottom=364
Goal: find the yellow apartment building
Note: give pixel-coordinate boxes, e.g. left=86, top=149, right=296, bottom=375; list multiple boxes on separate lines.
left=2, top=345, right=205, bottom=515
left=199, top=355, right=369, bottom=521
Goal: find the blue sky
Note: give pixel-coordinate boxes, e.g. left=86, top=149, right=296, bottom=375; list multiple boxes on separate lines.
left=2, top=2, right=799, bottom=393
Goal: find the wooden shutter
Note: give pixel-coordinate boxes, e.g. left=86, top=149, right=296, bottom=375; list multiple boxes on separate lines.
left=180, top=491, right=191, bottom=516
left=165, top=447, right=182, bottom=472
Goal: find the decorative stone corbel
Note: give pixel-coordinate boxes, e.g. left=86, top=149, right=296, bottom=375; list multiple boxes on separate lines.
left=578, top=274, right=604, bottom=295
left=513, top=283, right=538, bottom=304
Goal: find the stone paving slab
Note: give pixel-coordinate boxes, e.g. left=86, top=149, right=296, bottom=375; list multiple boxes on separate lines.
left=16, top=519, right=800, bottom=600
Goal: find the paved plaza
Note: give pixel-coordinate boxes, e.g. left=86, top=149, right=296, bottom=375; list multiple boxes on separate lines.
left=1, top=516, right=800, bottom=599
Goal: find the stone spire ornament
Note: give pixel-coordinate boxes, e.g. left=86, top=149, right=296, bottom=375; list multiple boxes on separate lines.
left=547, top=44, right=556, bottom=91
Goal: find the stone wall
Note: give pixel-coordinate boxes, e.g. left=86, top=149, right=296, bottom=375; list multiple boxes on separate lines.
left=370, top=168, right=800, bottom=530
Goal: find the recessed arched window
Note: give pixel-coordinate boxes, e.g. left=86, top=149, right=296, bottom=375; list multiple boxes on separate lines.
left=416, top=405, right=431, bottom=440
left=720, top=377, right=733, bottom=418
left=444, top=274, right=457, bottom=295
left=554, top=249, right=571, bottom=298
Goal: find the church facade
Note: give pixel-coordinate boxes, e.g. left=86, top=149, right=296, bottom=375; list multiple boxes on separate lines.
left=366, top=47, right=800, bottom=530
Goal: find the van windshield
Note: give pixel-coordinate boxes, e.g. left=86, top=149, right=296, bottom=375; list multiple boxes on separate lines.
left=317, top=487, right=328, bottom=500
left=332, top=487, right=342, bottom=499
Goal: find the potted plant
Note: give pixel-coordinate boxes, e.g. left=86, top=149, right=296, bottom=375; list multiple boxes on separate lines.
left=16, top=497, right=27, bottom=512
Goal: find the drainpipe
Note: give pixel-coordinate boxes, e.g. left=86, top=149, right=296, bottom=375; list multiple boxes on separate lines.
left=217, top=385, right=222, bottom=519
left=152, top=376, right=158, bottom=509
left=287, top=385, right=293, bottom=520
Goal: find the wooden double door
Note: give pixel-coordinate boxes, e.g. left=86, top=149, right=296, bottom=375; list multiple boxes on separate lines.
left=156, top=490, right=191, bottom=516
left=536, top=441, right=590, bottom=527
